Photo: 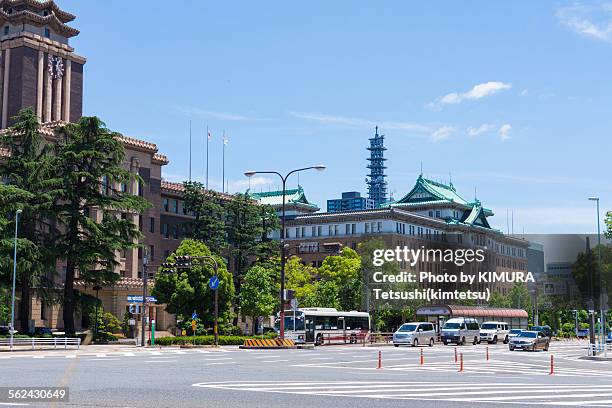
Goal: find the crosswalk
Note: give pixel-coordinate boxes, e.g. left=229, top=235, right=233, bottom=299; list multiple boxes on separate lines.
left=192, top=380, right=612, bottom=406
left=0, top=347, right=237, bottom=360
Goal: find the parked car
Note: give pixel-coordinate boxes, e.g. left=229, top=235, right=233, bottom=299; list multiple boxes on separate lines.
left=441, top=317, right=480, bottom=345
left=33, top=327, right=53, bottom=336
left=508, top=328, right=523, bottom=340
left=577, top=329, right=589, bottom=339
left=607, top=332, right=612, bottom=344
left=509, top=330, right=550, bottom=351
left=393, top=322, right=436, bottom=347
left=479, top=321, right=510, bottom=344
left=530, top=325, right=553, bottom=338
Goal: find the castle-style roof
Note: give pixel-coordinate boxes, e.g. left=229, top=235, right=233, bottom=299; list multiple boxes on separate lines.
left=0, top=0, right=79, bottom=38
left=250, top=185, right=319, bottom=212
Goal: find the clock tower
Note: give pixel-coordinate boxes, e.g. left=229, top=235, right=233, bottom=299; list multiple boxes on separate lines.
left=0, top=0, right=85, bottom=128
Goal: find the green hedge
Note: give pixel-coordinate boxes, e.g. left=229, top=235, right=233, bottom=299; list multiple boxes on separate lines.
left=156, top=333, right=277, bottom=346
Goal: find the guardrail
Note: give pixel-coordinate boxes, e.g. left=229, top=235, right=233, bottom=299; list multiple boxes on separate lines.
left=0, top=337, right=81, bottom=351
left=588, top=342, right=610, bottom=357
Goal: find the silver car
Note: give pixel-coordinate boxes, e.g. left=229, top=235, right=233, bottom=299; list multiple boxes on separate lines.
left=393, top=322, right=436, bottom=347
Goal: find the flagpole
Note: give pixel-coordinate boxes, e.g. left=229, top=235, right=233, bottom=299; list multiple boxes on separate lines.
left=206, top=125, right=210, bottom=190
left=222, top=130, right=225, bottom=194
left=189, top=120, right=192, bottom=182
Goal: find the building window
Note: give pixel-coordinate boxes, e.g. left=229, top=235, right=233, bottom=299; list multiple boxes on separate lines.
left=377, top=222, right=382, bottom=233
left=311, top=226, right=316, bottom=237
left=44, top=28, right=50, bottom=38
left=352, top=224, right=356, bottom=234
left=162, top=223, right=169, bottom=239
left=296, top=227, right=301, bottom=238
left=365, top=223, right=370, bottom=234
left=3, top=26, right=8, bottom=35
left=428, top=210, right=434, bottom=217
left=149, top=217, right=155, bottom=233
left=173, top=225, right=179, bottom=239
left=172, top=199, right=178, bottom=213
left=317, top=226, right=322, bottom=236
left=328, top=225, right=333, bottom=236
left=435, top=210, right=441, bottom=218
left=346, top=224, right=351, bottom=235
left=163, top=198, right=169, bottom=212
left=149, top=245, right=155, bottom=261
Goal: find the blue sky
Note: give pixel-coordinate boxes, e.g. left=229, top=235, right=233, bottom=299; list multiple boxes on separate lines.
left=61, top=1, right=611, bottom=233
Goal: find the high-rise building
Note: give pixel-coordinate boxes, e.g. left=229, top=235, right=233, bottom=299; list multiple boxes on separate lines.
left=327, top=191, right=374, bottom=213
left=0, top=0, right=85, bottom=128
left=366, top=126, right=387, bottom=207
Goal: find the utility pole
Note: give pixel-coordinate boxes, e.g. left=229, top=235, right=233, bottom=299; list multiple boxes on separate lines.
left=140, top=251, right=148, bottom=347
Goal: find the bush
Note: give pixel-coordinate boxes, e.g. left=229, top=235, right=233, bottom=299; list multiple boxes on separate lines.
left=156, top=332, right=277, bottom=346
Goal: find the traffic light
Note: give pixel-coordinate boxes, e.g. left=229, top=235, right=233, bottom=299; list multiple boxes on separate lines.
left=175, top=255, right=193, bottom=268
left=160, top=262, right=176, bottom=273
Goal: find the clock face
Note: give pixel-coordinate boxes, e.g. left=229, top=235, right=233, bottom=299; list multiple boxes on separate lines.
left=47, top=55, right=64, bottom=79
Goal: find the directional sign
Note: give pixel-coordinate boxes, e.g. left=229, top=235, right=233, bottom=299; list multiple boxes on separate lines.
left=192, top=311, right=198, bottom=320
left=127, top=295, right=157, bottom=303
left=209, top=276, right=220, bottom=290
left=290, top=298, right=298, bottom=309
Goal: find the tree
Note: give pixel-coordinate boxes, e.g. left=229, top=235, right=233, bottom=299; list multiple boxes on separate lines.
left=304, top=280, right=341, bottom=309
left=606, top=210, right=611, bottom=239
left=182, top=181, right=226, bottom=254
left=152, top=239, right=235, bottom=326
left=239, top=264, right=276, bottom=334
left=0, top=109, right=56, bottom=332
left=318, top=247, right=362, bottom=311
left=572, top=244, right=612, bottom=307
left=488, top=291, right=511, bottom=308
left=285, top=256, right=316, bottom=303
left=50, top=117, right=150, bottom=334
left=508, top=282, right=531, bottom=310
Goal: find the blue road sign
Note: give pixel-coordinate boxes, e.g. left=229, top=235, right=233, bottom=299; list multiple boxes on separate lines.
left=192, top=311, right=198, bottom=319
left=209, top=275, right=220, bottom=290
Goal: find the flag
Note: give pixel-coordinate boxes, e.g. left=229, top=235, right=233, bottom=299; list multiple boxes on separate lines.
left=207, top=129, right=212, bottom=141
left=223, top=135, right=229, bottom=145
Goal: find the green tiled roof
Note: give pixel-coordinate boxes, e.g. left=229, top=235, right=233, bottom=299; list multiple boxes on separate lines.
left=249, top=186, right=319, bottom=210
left=393, top=175, right=469, bottom=205
left=462, top=203, right=492, bottom=229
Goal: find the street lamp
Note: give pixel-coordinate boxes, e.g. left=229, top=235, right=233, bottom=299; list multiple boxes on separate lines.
left=588, top=197, right=605, bottom=355
left=141, top=250, right=149, bottom=347
left=244, top=165, right=326, bottom=340
left=10, top=209, right=22, bottom=352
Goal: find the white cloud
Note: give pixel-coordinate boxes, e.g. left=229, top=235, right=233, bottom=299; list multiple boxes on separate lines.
left=467, top=123, right=496, bottom=137
left=174, top=106, right=268, bottom=121
left=557, top=3, right=612, bottom=43
left=288, top=111, right=434, bottom=134
left=429, top=81, right=512, bottom=109
left=431, top=126, right=455, bottom=142
left=520, top=89, right=529, bottom=96
left=499, top=124, right=512, bottom=141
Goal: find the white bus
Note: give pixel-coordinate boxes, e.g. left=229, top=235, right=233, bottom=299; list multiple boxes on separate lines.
left=275, top=308, right=370, bottom=345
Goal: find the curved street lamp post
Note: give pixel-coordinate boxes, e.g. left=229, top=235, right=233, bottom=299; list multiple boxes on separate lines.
left=244, top=165, right=326, bottom=339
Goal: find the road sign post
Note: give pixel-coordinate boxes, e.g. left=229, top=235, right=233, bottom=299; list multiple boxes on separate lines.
left=290, top=298, right=298, bottom=334
left=209, top=275, right=220, bottom=346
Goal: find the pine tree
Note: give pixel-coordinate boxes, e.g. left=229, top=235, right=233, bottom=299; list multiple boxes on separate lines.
left=50, top=117, right=150, bottom=334
left=0, top=108, right=56, bottom=332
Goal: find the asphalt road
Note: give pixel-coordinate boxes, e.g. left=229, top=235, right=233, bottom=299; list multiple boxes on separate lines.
left=0, top=340, right=610, bottom=408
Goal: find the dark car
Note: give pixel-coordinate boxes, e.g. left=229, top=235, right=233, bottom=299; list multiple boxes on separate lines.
left=0, top=326, right=11, bottom=336
left=509, top=330, right=550, bottom=351
left=530, top=325, right=553, bottom=338
left=33, top=327, right=53, bottom=336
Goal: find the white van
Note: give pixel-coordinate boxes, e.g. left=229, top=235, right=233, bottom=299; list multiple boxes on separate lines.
left=480, top=321, right=509, bottom=344
left=393, top=322, right=436, bottom=347
left=441, top=317, right=480, bottom=345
